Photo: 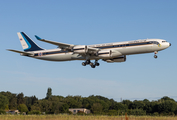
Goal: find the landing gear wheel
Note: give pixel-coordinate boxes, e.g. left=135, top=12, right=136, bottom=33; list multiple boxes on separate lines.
left=95, top=63, right=100, bottom=66
left=154, top=55, right=157, bottom=59
left=82, top=62, right=86, bottom=66
left=91, top=65, right=95, bottom=68
left=86, top=60, right=90, bottom=64
left=90, top=62, right=94, bottom=66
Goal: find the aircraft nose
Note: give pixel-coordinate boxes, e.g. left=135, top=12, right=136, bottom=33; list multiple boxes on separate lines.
left=169, top=43, right=171, bottom=46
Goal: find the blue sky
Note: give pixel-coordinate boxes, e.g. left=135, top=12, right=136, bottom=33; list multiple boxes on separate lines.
left=0, top=0, right=177, bottom=102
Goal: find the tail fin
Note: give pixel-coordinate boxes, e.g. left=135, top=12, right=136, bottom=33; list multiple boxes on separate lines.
left=17, top=32, right=44, bottom=51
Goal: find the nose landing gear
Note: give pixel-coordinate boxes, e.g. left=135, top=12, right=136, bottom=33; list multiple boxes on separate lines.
left=154, top=51, right=158, bottom=59
left=82, top=60, right=100, bottom=68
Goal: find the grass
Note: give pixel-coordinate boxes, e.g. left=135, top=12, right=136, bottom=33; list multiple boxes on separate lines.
left=0, top=115, right=177, bottom=120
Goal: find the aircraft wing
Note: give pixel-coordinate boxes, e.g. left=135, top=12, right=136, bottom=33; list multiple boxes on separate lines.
left=35, top=35, right=100, bottom=55
left=7, top=49, right=34, bottom=56
left=35, top=35, right=74, bottom=49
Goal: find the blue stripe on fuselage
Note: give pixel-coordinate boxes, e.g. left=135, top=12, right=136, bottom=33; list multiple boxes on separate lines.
left=34, top=42, right=155, bottom=57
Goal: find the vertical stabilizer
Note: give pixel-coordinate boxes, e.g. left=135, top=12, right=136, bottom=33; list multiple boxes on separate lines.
left=17, top=32, right=44, bottom=51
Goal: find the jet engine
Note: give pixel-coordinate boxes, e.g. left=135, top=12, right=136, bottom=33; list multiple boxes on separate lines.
left=97, top=50, right=122, bottom=58
left=72, top=45, right=88, bottom=54
left=103, top=55, right=126, bottom=63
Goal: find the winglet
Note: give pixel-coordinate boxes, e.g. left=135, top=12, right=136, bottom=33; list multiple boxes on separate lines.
left=35, top=35, right=42, bottom=40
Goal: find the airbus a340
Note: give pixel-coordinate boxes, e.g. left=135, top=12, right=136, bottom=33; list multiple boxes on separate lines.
left=8, top=32, right=171, bottom=68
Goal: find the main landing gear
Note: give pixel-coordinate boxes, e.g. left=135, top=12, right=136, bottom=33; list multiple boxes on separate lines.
left=154, top=51, right=158, bottom=59
left=82, top=60, right=100, bottom=68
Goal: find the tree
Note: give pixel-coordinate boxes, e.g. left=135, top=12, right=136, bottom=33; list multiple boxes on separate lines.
left=17, top=93, right=25, bottom=105
left=31, top=104, right=41, bottom=111
left=143, top=99, right=150, bottom=102
left=59, top=103, right=69, bottom=113
left=18, top=104, right=28, bottom=112
left=129, top=100, right=145, bottom=109
left=9, top=94, right=17, bottom=110
left=25, top=96, right=38, bottom=111
left=65, top=95, right=82, bottom=108
left=39, top=99, right=53, bottom=113
left=158, top=100, right=177, bottom=114
left=91, top=103, right=103, bottom=114
left=0, top=94, right=8, bottom=110
left=122, top=100, right=132, bottom=109
left=143, top=100, right=152, bottom=114
left=0, top=91, right=13, bottom=100
left=46, top=88, right=52, bottom=99
left=113, top=103, right=128, bottom=111
left=159, top=96, right=175, bottom=102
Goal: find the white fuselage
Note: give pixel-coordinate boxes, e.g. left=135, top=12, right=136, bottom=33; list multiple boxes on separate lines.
left=27, top=39, right=170, bottom=61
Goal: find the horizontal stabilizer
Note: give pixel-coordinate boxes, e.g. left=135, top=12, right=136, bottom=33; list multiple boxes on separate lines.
left=7, top=49, right=34, bottom=56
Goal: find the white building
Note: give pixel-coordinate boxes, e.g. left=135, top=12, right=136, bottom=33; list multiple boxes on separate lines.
left=6, top=110, right=20, bottom=114
left=69, top=108, right=90, bottom=114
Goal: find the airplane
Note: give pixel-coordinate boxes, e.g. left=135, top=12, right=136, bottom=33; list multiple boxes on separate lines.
left=7, top=32, right=171, bottom=68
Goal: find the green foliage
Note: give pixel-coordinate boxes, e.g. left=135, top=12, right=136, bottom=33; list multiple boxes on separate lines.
left=157, top=100, right=177, bottom=114
left=9, top=95, right=17, bottom=110
left=122, top=100, right=132, bottom=108
left=46, top=87, right=52, bottom=99
left=17, top=93, right=25, bottom=105
left=0, top=94, right=9, bottom=110
left=160, top=96, right=175, bottom=102
left=59, top=103, right=69, bottom=113
left=153, top=112, right=159, bottom=116
left=128, top=109, right=146, bottom=116
left=30, top=104, right=41, bottom=111
left=107, top=110, right=118, bottom=116
left=25, top=96, right=38, bottom=111
left=18, top=104, right=28, bottom=112
left=113, top=103, right=128, bottom=111
left=130, top=100, right=145, bottom=109
left=1, top=89, right=177, bottom=116
left=0, top=91, right=13, bottom=100
left=65, top=95, right=82, bottom=108
left=28, top=110, right=41, bottom=115
left=91, top=103, right=103, bottom=114
left=0, top=109, right=6, bottom=114
left=39, top=99, right=53, bottom=113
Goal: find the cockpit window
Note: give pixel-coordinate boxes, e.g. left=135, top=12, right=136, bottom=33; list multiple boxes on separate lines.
left=162, top=41, right=166, bottom=43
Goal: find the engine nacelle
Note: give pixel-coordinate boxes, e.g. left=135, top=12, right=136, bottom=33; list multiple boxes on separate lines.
left=97, top=50, right=122, bottom=58
left=103, top=55, right=126, bottom=63
left=73, top=45, right=88, bottom=54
